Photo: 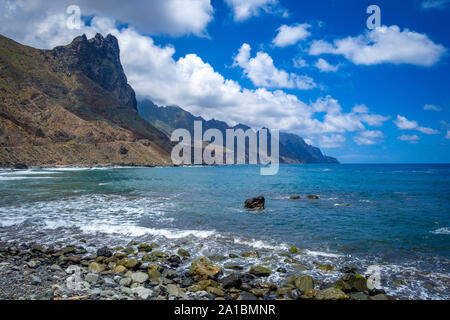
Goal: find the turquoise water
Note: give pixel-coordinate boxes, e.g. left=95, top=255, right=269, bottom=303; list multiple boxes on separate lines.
left=0, top=164, right=449, bottom=299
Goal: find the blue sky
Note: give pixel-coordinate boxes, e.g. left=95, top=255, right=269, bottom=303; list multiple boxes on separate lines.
left=0, top=0, right=449, bottom=163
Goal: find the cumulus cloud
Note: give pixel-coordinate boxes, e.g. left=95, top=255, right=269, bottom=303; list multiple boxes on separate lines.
left=0, top=0, right=213, bottom=39
left=224, top=0, right=287, bottom=22
left=424, top=104, right=441, bottom=111
left=318, top=135, right=346, bottom=148
left=354, top=130, right=384, bottom=145
left=309, top=25, right=446, bottom=66
left=292, top=57, right=308, bottom=68
left=314, top=58, right=340, bottom=72
left=421, top=0, right=450, bottom=10
left=394, top=115, right=439, bottom=134
left=273, top=24, right=311, bottom=47
left=398, top=134, right=420, bottom=144
left=233, top=43, right=317, bottom=90
left=446, top=131, right=450, bottom=139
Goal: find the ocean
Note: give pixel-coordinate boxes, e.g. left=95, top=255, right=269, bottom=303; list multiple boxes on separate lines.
left=0, top=164, right=448, bottom=299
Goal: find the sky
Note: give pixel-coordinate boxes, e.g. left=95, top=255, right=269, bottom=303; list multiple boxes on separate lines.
left=0, top=0, right=449, bottom=163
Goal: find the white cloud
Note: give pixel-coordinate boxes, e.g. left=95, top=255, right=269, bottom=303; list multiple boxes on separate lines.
left=0, top=0, right=213, bottom=39
left=319, top=135, right=346, bottom=148
left=394, top=115, right=439, bottom=134
left=398, top=134, right=420, bottom=144
left=354, top=130, right=384, bottom=145
left=421, top=0, right=450, bottom=10
left=446, top=130, right=450, bottom=139
left=273, top=24, right=311, bottom=47
left=309, top=25, right=446, bottom=66
left=314, top=58, right=340, bottom=72
left=424, top=104, right=441, bottom=111
left=293, top=57, right=308, bottom=68
left=224, top=0, right=287, bottom=22
left=233, top=43, right=317, bottom=90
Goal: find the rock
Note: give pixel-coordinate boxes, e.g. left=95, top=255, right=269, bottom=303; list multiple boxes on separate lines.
left=289, top=196, right=300, bottom=200
left=30, top=275, right=42, bottom=285
left=122, top=247, right=135, bottom=255
left=85, top=273, right=99, bottom=284
left=241, top=250, right=260, bottom=258
left=224, top=265, right=244, bottom=271
left=177, top=249, right=190, bottom=257
left=166, top=284, right=187, bottom=298
left=50, top=264, right=62, bottom=272
left=131, top=272, right=149, bottom=284
left=97, top=246, right=112, bottom=258
left=289, top=246, right=299, bottom=254
left=112, top=265, right=127, bottom=274
left=206, top=287, right=225, bottom=297
left=88, top=262, right=105, bottom=273
left=137, top=243, right=153, bottom=252
left=287, top=289, right=302, bottom=300
left=316, top=264, right=334, bottom=272
left=307, top=195, right=320, bottom=199
left=276, top=267, right=287, bottom=273
left=244, top=196, right=265, bottom=210
left=251, top=288, right=269, bottom=297
left=238, top=292, right=258, bottom=300
left=315, top=288, right=348, bottom=300
left=27, top=260, right=40, bottom=269
left=124, top=258, right=140, bottom=269
left=190, top=257, right=222, bottom=279
left=340, top=266, right=358, bottom=274
left=168, top=255, right=182, bottom=265
left=249, top=265, right=271, bottom=277
left=369, top=294, right=394, bottom=301
left=229, top=253, right=239, bottom=258
left=67, top=255, right=81, bottom=263
left=301, top=289, right=318, bottom=300
left=131, top=287, right=153, bottom=300
left=221, top=273, right=242, bottom=289
left=148, top=270, right=162, bottom=282
left=334, top=274, right=368, bottom=292
left=240, top=283, right=252, bottom=292
left=295, top=275, right=314, bottom=292
left=120, top=277, right=132, bottom=287
left=394, top=279, right=407, bottom=287
left=349, top=292, right=369, bottom=300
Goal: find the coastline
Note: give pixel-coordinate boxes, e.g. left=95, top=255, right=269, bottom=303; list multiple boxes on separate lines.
left=0, top=241, right=396, bottom=301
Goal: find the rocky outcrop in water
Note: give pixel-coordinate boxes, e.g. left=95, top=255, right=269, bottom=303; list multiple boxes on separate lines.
left=244, top=196, right=265, bottom=210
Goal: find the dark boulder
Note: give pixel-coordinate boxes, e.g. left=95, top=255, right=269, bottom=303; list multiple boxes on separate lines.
left=221, top=273, right=243, bottom=289
left=244, top=196, right=265, bottom=210
left=96, top=246, right=112, bottom=258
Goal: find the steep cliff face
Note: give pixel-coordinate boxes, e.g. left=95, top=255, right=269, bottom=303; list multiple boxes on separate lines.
left=52, top=33, right=137, bottom=110
left=0, top=34, right=172, bottom=167
left=138, top=100, right=339, bottom=164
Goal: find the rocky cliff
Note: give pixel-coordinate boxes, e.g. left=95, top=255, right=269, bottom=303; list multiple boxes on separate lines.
left=0, top=34, right=172, bottom=168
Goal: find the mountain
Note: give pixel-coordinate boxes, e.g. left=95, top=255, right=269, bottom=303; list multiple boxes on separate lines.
left=0, top=34, right=173, bottom=168
left=138, top=100, right=339, bottom=164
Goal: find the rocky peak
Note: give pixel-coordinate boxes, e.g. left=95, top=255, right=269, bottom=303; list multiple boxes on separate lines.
left=52, top=33, right=137, bottom=110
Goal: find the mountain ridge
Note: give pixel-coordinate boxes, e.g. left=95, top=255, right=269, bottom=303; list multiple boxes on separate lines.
left=138, top=100, right=339, bottom=164
left=0, top=33, right=172, bottom=167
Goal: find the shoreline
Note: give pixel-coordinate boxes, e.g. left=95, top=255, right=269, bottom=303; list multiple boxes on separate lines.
left=0, top=240, right=397, bottom=301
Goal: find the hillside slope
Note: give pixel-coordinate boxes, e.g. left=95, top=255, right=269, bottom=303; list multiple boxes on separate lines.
left=0, top=34, right=173, bottom=167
